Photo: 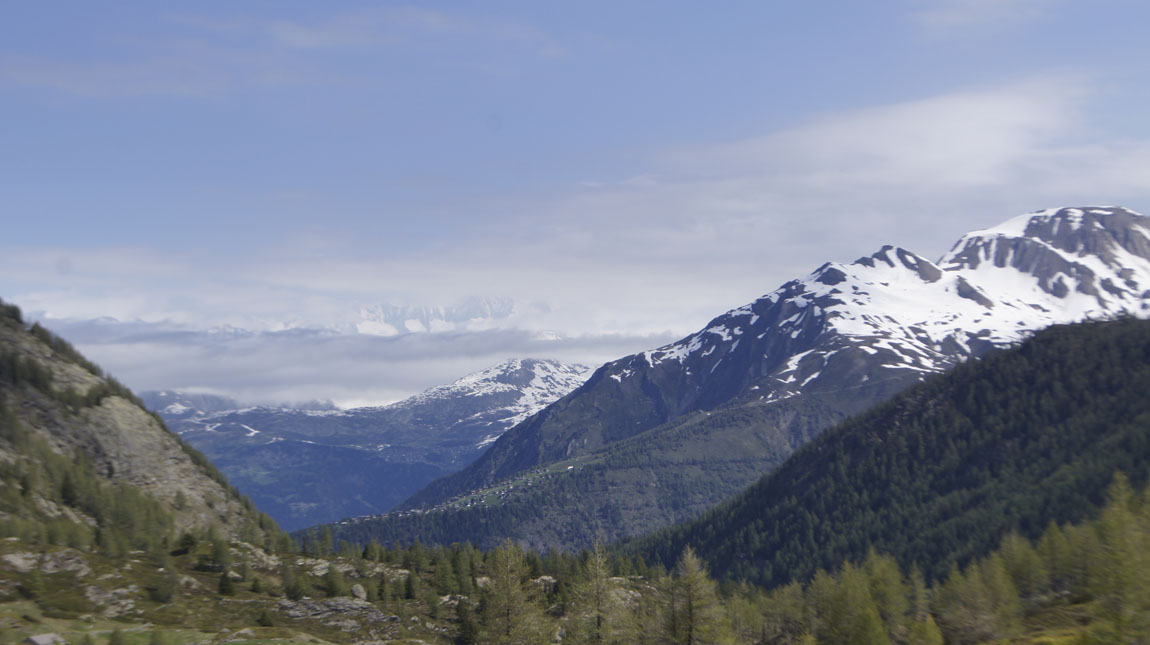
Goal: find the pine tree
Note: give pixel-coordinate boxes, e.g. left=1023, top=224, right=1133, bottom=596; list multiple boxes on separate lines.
left=477, top=539, right=550, bottom=645
left=455, top=600, right=480, bottom=645
left=664, top=547, right=732, bottom=645
left=283, top=563, right=311, bottom=600
left=906, top=614, right=943, bottom=645
left=218, top=570, right=236, bottom=596
left=21, top=567, right=45, bottom=599
left=821, top=563, right=889, bottom=645
left=1037, top=521, right=1074, bottom=594
left=862, top=549, right=908, bottom=640
left=433, top=551, right=458, bottom=595
left=998, top=532, right=1049, bottom=600
left=1086, top=473, right=1150, bottom=640
left=405, top=569, right=419, bottom=600
left=760, top=581, right=805, bottom=643
left=319, top=525, right=334, bottom=556
left=566, top=541, right=635, bottom=644
left=324, top=565, right=350, bottom=597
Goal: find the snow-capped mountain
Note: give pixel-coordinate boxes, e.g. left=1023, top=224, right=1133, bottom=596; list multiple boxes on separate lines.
left=385, top=358, right=593, bottom=448
left=405, top=206, right=1150, bottom=508
left=356, top=296, right=518, bottom=336
left=140, top=391, right=243, bottom=418
left=611, top=205, right=1150, bottom=406
left=146, top=358, right=589, bottom=530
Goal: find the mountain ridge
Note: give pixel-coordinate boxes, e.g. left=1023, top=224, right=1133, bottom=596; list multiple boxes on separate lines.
left=628, top=316, right=1150, bottom=588
left=401, top=206, right=1150, bottom=514
left=148, top=358, right=589, bottom=529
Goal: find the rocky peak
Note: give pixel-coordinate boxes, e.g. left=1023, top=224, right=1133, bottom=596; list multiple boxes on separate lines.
left=940, top=206, right=1150, bottom=309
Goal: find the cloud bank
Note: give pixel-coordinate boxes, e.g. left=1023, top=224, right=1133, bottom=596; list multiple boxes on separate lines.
left=7, top=75, right=1150, bottom=405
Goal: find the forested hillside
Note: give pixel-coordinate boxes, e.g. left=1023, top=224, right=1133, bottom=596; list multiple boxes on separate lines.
left=7, top=300, right=1150, bottom=643
left=631, top=316, right=1150, bottom=589
left=327, top=391, right=853, bottom=551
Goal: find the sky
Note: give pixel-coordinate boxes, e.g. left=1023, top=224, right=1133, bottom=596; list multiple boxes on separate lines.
left=4, top=0, right=1150, bottom=407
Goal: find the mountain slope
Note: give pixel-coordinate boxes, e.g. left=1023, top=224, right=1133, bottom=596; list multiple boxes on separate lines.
left=403, top=206, right=1150, bottom=513
left=149, top=358, right=589, bottom=529
left=0, top=298, right=282, bottom=545
left=630, top=317, right=1150, bottom=587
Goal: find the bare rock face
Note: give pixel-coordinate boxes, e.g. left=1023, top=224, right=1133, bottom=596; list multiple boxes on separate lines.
left=0, top=314, right=253, bottom=534
left=275, top=598, right=400, bottom=639
left=84, top=583, right=139, bottom=617
left=350, top=583, right=367, bottom=601
left=2, top=550, right=91, bottom=577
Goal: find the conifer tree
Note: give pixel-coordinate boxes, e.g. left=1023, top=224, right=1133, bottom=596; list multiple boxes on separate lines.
left=862, top=549, right=908, bottom=640
left=218, top=570, right=236, bottom=596
left=405, top=568, right=419, bottom=600
left=820, top=563, right=888, bottom=645
left=1085, top=473, right=1150, bottom=641
left=906, top=614, right=943, bottom=645
left=478, top=539, right=550, bottom=645
left=760, top=581, right=806, bottom=643
left=1037, top=521, right=1074, bottom=594
left=566, top=541, right=634, bottom=644
left=664, top=547, right=732, bottom=645
left=433, top=551, right=458, bottom=595
left=998, top=532, right=1049, bottom=600
left=455, top=599, right=480, bottom=645
left=324, top=565, right=350, bottom=597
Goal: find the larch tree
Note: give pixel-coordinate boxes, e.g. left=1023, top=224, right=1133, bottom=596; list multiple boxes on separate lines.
left=664, top=547, right=732, bottom=645
left=478, top=539, right=551, bottom=645
left=565, top=541, right=635, bottom=644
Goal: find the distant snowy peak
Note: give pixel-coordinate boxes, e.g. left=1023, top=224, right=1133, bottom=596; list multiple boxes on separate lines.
left=139, top=390, right=243, bottom=418
left=394, top=359, right=591, bottom=442
left=356, top=297, right=518, bottom=336
left=397, top=359, right=588, bottom=404
left=599, top=206, right=1150, bottom=408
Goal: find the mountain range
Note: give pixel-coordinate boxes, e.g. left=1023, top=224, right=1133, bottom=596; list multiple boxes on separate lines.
left=337, top=206, right=1150, bottom=550
left=6, top=207, right=1150, bottom=643
left=630, top=315, right=1150, bottom=587
left=144, top=358, right=589, bottom=530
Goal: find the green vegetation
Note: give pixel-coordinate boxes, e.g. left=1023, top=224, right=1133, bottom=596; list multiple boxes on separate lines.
left=12, top=479, right=1144, bottom=643
left=327, top=392, right=849, bottom=552
left=0, top=403, right=173, bottom=555
left=632, top=317, right=1150, bottom=587
left=7, top=301, right=1150, bottom=641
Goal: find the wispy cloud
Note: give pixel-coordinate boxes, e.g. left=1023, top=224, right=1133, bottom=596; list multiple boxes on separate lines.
left=41, top=317, right=673, bottom=408
left=0, top=7, right=564, bottom=98
left=7, top=75, right=1150, bottom=404
left=264, top=7, right=566, bottom=57
left=912, top=0, right=1060, bottom=29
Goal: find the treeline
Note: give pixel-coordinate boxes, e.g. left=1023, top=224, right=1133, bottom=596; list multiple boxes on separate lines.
left=632, top=317, right=1150, bottom=587
left=237, top=473, right=1150, bottom=643
left=735, top=473, right=1150, bottom=643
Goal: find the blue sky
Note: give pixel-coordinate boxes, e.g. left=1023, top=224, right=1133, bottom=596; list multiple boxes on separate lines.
left=4, top=0, right=1150, bottom=405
